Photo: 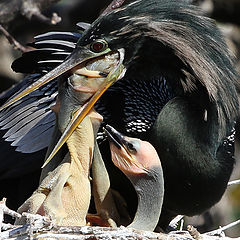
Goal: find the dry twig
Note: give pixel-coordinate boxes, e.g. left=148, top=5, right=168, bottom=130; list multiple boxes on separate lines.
left=228, top=179, right=240, bottom=186
left=0, top=198, right=21, bottom=220
left=170, top=215, right=184, bottom=227
left=0, top=198, right=21, bottom=233
left=102, top=0, right=127, bottom=15
left=0, top=0, right=61, bottom=29
left=0, top=25, right=30, bottom=53
left=205, top=219, right=240, bottom=237
left=1, top=198, right=240, bottom=239
left=187, top=225, right=203, bottom=240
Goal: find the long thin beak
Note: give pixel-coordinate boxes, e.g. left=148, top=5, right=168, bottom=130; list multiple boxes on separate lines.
left=0, top=54, right=72, bottom=111
left=42, top=49, right=125, bottom=167
left=0, top=48, right=109, bottom=112
left=104, top=124, right=125, bottom=149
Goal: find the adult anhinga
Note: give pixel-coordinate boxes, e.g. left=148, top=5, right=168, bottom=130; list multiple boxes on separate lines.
left=0, top=0, right=239, bottom=229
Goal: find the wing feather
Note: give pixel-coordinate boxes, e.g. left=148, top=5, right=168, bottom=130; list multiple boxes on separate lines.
left=1, top=31, right=80, bottom=156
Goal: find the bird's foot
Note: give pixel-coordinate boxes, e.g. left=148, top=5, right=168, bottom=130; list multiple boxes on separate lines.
left=86, top=212, right=117, bottom=227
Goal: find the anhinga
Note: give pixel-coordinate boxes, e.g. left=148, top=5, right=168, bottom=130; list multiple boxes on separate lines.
left=104, top=124, right=164, bottom=231
left=15, top=64, right=107, bottom=226
left=0, top=0, right=239, bottom=229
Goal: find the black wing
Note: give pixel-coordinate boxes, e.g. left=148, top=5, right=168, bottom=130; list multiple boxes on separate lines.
left=0, top=31, right=80, bottom=179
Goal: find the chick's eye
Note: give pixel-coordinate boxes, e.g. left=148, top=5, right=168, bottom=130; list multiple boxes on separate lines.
left=90, top=39, right=108, bottom=53
left=127, top=142, right=137, bottom=153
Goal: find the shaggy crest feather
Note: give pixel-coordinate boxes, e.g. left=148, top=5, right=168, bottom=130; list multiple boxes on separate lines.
left=89, top=0, right=239, bottom=138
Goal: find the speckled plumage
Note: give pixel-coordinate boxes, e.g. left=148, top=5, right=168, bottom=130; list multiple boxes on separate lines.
left=0, top=0, right=239, bottom=229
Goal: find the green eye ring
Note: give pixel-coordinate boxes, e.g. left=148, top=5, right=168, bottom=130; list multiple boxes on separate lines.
left=90, top=39, right=108, bottom=53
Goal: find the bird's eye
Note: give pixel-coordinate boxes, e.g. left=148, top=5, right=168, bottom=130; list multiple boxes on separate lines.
left=127, top=141, right=137, bottom=154
left=90, top=39, right=108, bottom=53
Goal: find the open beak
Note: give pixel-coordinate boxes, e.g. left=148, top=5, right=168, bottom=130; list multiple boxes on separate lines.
left=0, top=40, right=126, bottom=166
left=0, top=47, right=117, bottom=111
left=41, top=48, right=125, bottom=167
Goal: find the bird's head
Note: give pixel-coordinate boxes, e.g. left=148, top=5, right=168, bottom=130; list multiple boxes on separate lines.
left=104, top=124, right=161, bottom=177
left=3, top=0, right=237, bottom=110
left=2, top=0, right=238, bottom=164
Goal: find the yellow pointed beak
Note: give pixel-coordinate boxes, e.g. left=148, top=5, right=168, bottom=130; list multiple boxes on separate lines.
left=0, top=41, right=126, bottom=167
left=42, top=49, right=125, bottom=167
left=0, top=47, right=111, bottom=112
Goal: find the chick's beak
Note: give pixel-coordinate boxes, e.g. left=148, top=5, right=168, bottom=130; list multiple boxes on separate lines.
left=104, top=125, right=125, bottom=150
left=0, top=46, right=114, bottom=111
left=104, top=125, right=145, bottom=174
left=42, top=48, right=125, bottom=167
left=0, top=40, right=126, bottom=166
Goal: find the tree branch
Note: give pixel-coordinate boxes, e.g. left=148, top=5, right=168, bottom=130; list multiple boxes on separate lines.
left=0, top=0, right=61, bottom=29
left=228, top=179, right=240, bottom=186
left=101, top=0, right=127, bottom=15
left=0, top=25, right=31, bottom=53
left=1, top=199, right=240, bottom=240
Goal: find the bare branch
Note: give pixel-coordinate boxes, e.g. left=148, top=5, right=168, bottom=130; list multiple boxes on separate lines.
left=0, top=198, right=21, bottom=219
left=1, top=223, right=16, bottom=231
left=188, top=225, right=203, bottom=240
left=101, top=0, right=127, bottom=15
left=1, top=200, right=240, bottom=239
left=33, top=11, right=61, bottom=25
left=169, top=215, right=184, bottom=229
left=0, top=25, right=31, bottom=53
left=0, top=198, right=21, bottom=234
left=228, top=179, right=240, bottom=186
left=0, top=0, right=61, bottom=29
left=21, top=0, right=61, bottom=26
left=1, top=215, right=240, bottom=240
left=0, top=213, right=51, bottom=239
left=205, top=219, right=240, bottom=236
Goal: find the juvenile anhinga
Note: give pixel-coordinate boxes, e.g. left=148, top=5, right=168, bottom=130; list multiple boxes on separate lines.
left=104, top=124, right=164, bottom=231
left=0, top=0, right=239, bottom=229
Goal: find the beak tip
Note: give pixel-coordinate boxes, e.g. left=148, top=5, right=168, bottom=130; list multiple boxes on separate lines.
left=104, top=125, right=124, bottom=150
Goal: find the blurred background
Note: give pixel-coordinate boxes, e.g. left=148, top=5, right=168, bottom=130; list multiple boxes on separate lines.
left=0, top=0, right=239, bottom=237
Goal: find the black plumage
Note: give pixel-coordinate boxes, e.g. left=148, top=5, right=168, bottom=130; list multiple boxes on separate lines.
left=0, top=0, right=239, bottom=229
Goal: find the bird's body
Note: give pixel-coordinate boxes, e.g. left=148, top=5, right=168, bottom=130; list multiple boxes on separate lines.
left=105, top=124, right=164, bottom=231
left=14, top=48, right=124, bottom=226
left=15, top=70, right=104, bottom=226
left=150, top=97, right=236, bottom=226
left=0, top=0, right=239, bottom=229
